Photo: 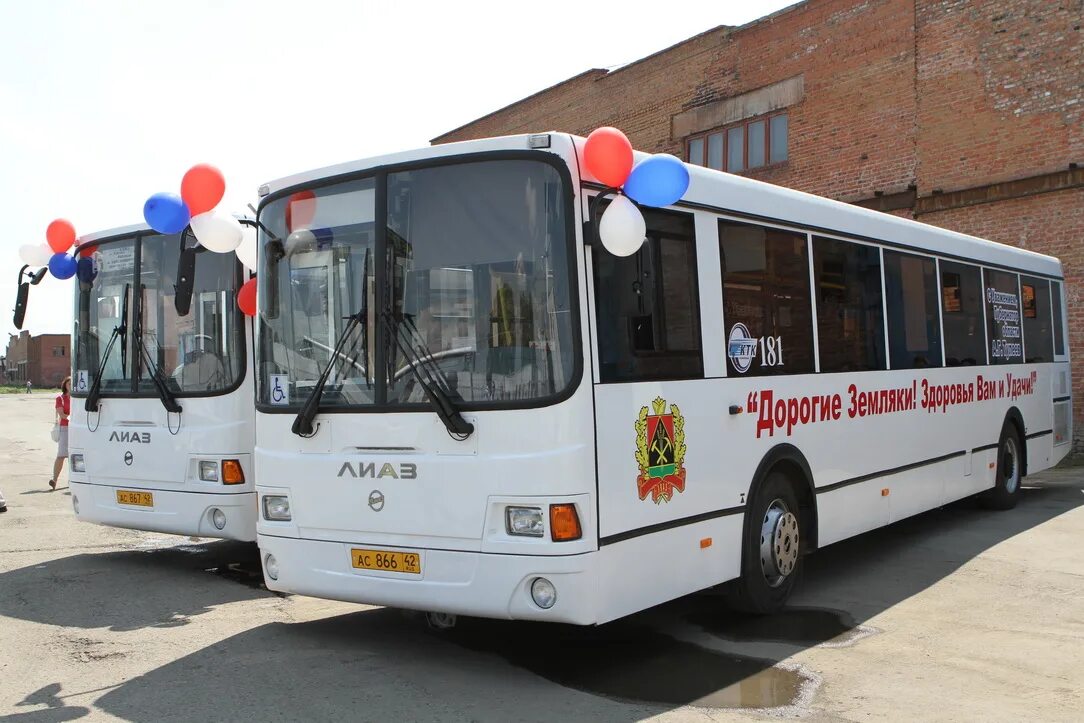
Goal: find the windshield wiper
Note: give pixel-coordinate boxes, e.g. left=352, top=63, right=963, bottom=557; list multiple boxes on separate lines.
left=382, top=309, right=474, bottom=440
left=85, top=283, right=129, bottom=413
left=136, top=335, right=183, bottom=414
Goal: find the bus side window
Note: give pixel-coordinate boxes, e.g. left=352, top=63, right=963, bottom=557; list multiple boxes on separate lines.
left=812, top=237, right=886, bottom=372
left=1051, top=280, right=1065, bottom=357
left=719, top=221, right=814, bottom=376
left=1021, top=276, right=1054, bottom=363
left=884, top=251, right=943, bottom=369
left=593, top=208, right=702, bottom=383
left=939, top=260, right=985, bottom=366
left=983, top=268, right=1024, bottom=365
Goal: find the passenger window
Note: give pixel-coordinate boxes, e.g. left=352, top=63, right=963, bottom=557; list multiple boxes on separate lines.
left=812, top=237, right=886, bottom=372
left=593, top=208, right=702, bottom=383
left=1020, top=276, right=1053, bottom=363
left=719, top=221, right=814, bottom=376
left=984, top=269, right=1023, bottom=365
left=1052, top=280, right=1065, bottom=356
left=939, top=261, right=986, bottom=366
left=883, top=251, right=942, bottom=369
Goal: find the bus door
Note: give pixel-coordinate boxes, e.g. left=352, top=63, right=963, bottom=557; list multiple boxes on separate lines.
left=587, top=204, right=739, bottom=619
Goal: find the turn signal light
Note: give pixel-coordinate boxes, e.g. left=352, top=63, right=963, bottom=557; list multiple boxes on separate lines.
left=222, top=459, right=245, bottom=485
left=549, top=504, right=582, bottom=542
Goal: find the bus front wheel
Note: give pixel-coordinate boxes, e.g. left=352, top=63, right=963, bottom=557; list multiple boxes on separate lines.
left=727, top=471, right=803, bottom=614
left=980, top=422, right=1023, bottom=510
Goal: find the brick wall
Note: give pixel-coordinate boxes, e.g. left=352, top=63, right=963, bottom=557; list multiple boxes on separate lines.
left=436, top=0, right=1084, bottom=447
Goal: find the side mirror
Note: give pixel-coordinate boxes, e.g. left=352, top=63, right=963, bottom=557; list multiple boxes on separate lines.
left=13, top=281, right=29, bottom=330
left=174, top=228, right=197, bottom=316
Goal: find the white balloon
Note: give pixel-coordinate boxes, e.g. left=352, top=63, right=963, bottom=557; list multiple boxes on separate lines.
left=285, top=229, right=317, bottom=257
left=19, top=244, right=49, bottom=266
left=598, top=195, right=646, bottom=257
left=190, top=210, right=244, bottom=253
left=235, top=223, right=258, bottom=271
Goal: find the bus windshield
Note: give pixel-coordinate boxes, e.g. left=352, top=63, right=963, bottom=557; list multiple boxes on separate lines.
left=256, top=157, right=577, bottom=410
left=73, top=232, right=245, bottom=397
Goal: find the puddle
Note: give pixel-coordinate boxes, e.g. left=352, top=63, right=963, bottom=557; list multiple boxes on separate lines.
left=447, top=619, right=813, bottom=710
left=689, top=607, right=878, bottom=648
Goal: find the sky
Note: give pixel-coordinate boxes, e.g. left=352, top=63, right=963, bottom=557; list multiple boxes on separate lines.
left=0, top=0, right=798, bottom=341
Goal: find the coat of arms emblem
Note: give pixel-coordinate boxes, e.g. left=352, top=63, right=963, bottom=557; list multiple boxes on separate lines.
left=634, top=397, right=687, bottom=504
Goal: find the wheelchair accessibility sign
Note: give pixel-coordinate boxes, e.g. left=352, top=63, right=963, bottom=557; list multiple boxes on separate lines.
left=270, top=374, right=289, bottom=406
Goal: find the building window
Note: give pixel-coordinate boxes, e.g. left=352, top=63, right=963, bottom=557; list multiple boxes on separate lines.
left=53, top=346, right=66, bottom=357
left=686, top=113, right=788, bottom=172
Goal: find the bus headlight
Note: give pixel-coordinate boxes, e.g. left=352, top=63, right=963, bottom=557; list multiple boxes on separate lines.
left=70, top=454, right=85, bottom=473
left=199, top=461, right=219, bottom=482
left=263, top=495, right=291, bottom=521
left=505, top=506, right=544, bottom=537
left=264, top=554, right=279, bottom=581
left=211, top=508, right=227, bottom=530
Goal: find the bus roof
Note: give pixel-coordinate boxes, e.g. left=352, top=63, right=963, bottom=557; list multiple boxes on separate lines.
left=259, top=132, right=1063, bottom=279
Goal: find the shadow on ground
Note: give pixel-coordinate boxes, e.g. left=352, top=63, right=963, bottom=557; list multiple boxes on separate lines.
left=88, top=478, right=1082, bottom=720
left=0, top=540, right=267, bottom=632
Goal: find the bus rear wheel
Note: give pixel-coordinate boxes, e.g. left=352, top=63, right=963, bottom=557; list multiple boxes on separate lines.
left=727, top=471, right=803, bottom=614
left=980, top=423, right=1023, bottom=510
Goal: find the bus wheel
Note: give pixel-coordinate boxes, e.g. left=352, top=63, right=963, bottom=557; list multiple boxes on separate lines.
left=980, top=423, right=1023, bottom=510
left=728, top=471, right=803, bottom=614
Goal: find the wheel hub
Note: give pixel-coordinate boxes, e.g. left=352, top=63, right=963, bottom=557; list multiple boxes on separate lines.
left=759, top=500, right=800, bottom=587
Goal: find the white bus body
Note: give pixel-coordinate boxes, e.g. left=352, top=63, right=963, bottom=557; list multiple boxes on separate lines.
left=253, top=134, right=1071, bottom=624
left=68, top=224, right=257, bottom=542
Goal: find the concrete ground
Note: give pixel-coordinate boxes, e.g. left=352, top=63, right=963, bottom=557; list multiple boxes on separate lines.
left=1, top=393, right=1082, bottom=722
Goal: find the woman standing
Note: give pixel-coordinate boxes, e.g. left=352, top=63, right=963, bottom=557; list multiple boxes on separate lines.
left=50, top=376, right=71, bottom=490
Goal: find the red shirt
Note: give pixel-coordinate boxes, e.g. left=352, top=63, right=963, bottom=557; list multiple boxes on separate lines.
left=56, top=393, right=70, bottom=427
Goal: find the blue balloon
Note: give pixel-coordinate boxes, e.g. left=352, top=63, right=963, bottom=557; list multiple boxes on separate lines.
left=143, top=192, right=191, bottom=235
left=48, top=252, right=77, bottom=280
left=622, top=154, right=691, bottom=207
left=76, top=256, right=97, bottom=284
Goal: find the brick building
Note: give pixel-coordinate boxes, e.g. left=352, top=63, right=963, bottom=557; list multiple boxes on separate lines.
left=3, top=331, right=71, bottom=388
left=434, top=0, right=1084, bottom=444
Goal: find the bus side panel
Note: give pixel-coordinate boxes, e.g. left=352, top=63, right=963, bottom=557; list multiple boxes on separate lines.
left=594, top=516, right=743, bottom=624
left=593, top=379, right=744, bottom=618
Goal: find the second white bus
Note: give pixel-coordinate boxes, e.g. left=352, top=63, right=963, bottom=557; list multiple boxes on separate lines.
left=251, top=133, right=1070, bottom=624
left=68, top=223, right=257, bottom=542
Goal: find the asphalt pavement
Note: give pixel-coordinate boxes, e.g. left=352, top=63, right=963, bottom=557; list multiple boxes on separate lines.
left=2, top=394, right=1083, bottom=722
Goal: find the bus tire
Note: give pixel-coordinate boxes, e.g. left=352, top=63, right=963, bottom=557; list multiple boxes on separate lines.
left=980, top=422, right=1023, bottom=510
left=727, top=470, right=803, bottom=614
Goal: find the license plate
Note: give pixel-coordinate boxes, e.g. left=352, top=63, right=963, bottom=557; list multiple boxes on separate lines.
left=116, top=490, right=153, bottom=507
left=350, top=548, right=421, bottom=575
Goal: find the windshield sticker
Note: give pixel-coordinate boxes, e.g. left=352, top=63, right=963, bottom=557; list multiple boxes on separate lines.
left=75, top=370, right=89, bottom=393
left=269, top=374, right=289, bottom=406
left=635, top=397, right=687, bottom=504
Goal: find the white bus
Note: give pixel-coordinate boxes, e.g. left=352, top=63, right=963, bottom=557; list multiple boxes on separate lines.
left=68, top=223, right=257, bottom=542
left=252, top=133, right=1071, bottom=624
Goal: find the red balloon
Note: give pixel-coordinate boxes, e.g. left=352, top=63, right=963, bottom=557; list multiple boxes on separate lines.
left=77, top=242, right=96, bottom=258
left=46, top=219, right=76, bottom=253
left=285, top=190, right=316, bottom=232
left=237, top=276, right=257, bottom=317
left=584, top=127, right=634, bottom=187
left=181, top=163, right=226, bottom=216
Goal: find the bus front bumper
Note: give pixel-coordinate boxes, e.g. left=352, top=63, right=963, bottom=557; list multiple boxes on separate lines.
left=69, top=481, right=257, bottom=542
left=257, top=534, right=597, bottom=625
